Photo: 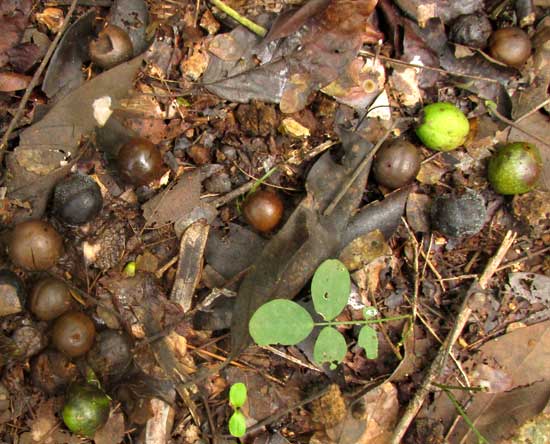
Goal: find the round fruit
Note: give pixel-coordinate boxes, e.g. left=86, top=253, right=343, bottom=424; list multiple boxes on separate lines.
left=116, top=137, right=163, bottom=186
left=30, top=277, right=72, bottom=321
left=0, top=270, right=25, bottom=317
left=416, top=102, right=470, bottom=151
left=52, top=311, right=96, bottom=357
left=53, top=174, right=103, bottom=225
left=8, top=220, right=63, bottom=271
left=89, top=25, right=133, bottom=70
left=243, top=189, right=284, bottom=233
left=489, top=27, right=531, bottom=67
left=488, top=142, right=542, bottom=194
left=373, top=140, right=421, bottom=189
left=62, top=383, right=110, bottom=437
left=31, top=350, right=79, bottom=395
left=449, top=14, right=492, bottom=49
left=431, top=192, right=487, bottom=238
left=87, top=330, right=133, bottom=380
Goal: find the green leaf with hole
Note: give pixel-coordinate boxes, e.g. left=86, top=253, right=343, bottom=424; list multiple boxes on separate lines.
left=228, top=410, right=246, bottom=438
left=313, top=326, right=347, bottom=369
left=311, top=259, right=350, bottom=320
left=229, top=383, right=247, bottom=408
left=249, top=299, right=314, bottom=346
left=358, top=325, right=378, bottom=359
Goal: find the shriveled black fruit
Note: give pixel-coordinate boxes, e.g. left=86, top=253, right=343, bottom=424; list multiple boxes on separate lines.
left=87, top=330, right=133, bottom=380
left=449, top=14, right=492, bottom=48
left=53, top=174, right=103, bottom=225
left=31, top=350, right=79, bottom=394
left=431, top=192, right=487, bottom=237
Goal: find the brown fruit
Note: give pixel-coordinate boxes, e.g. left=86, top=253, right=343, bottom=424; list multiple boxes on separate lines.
left=116, top=137, right=163, bottom=186
left=373, top=140, right=421, bottom=189
left=52, top=311, right=96, bottom=357
left=243, top=189, right=284, bottom=233
left=89, top=25, right=133, bottom=69
left=30, top=277, right=72, bottom=321
left=489, top=27, right=531, bottom=67
left=31, top=350, right=79, bottom=394
left=8, top=220, right=63, bottom=271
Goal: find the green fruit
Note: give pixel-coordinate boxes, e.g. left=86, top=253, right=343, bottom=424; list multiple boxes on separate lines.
left=62, top=383, right=110, bottom=437
left=488, top=142, right=542, bottom=195
left=416, top=102, right=470, bottom=151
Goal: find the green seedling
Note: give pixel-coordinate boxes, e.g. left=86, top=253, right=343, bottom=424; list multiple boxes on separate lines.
left=249, top=259, right=409, bottom=369
left=228, top=382, right=248, bottom=438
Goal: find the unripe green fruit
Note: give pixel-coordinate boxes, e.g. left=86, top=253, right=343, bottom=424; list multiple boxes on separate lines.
left=62, top=383, right=110, bottom=437
left=416, top=102, right=470, bottom=151
left=488, top=142, right=542, bottom=195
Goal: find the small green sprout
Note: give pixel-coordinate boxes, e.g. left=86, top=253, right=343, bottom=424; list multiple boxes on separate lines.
left=228, top=382, right=248, bottom=438
left=123, top=261, right=136, bottom=277
left=249, top=259, right=410, bottom=369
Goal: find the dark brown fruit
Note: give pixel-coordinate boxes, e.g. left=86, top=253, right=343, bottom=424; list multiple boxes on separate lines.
left=89, top=25, right=133, bottom=69
left=30, top=277, right=72, bottom=321
left=449, top=14, right=492, bottom=48
left=31, top=350, right=79, bottom=395
left=87, top=330, right=133, bottom=380
left=53, top=174, right=103, bottom=225
left=0, top=270, right=25, bottom=317
left=116, top=137, right=163, bottom=186
left=489, top=27, right=531, bottom=67
left=373, top=140, right=421, bottom=189
left=8, top=220, right=63, bottom=271
left=431, top=192, right=487, bottom=238
left=52, top=311, right=96, bottom=357
left=243, top=189, right=284, bottom=233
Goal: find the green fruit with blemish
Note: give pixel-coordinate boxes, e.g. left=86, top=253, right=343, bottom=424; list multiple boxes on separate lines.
left=416, top=102, right=470, bottom=151
left=488, top=142, right=542, bottom=195
left=62, top=383, right=110, bottom=437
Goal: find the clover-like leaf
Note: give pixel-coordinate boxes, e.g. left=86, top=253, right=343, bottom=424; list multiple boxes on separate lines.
left=249, top=299, right=314, bottom=346
left=358, top=325, right=378, bottom=359
left=228, top=410, right=246, bottom=438
left=313, top=326, right=347, bottom=369
left=229, top=383, right=247, bottom=408
left=311, top=259, right=350, bottom=320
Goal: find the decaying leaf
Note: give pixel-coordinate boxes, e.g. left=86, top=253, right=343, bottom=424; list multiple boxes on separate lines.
left=94, top=413, right=125, bottom=444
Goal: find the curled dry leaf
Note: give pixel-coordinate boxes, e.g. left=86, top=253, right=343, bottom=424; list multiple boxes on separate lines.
left=0, top=71, right=30, bottom=91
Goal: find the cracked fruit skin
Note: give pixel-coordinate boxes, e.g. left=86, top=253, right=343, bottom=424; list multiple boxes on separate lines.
left=62, top=383, right=110, bottom=437
left=416, top=102, right=470, bottom=151
left=488, top=142, right=542, bottom=195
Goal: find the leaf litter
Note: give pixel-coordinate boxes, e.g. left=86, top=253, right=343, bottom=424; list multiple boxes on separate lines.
left=0, top=0, right=549, bottom=443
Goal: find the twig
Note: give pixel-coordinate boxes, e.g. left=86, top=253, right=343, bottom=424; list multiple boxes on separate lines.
left=390, top=230, right=516, bottom=444
left=359, top=50, right=501, bottom=84
left=0, top=0, right=80, bottom=161
left=209, top=0, right=267, bottom=37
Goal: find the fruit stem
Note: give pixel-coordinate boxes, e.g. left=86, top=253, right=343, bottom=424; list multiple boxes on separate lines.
left=209, top=0, right=267, bottom=37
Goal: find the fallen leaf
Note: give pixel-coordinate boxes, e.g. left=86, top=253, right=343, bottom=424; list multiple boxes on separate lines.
left=507, top=273, right=550, bottom=305
left=94, top=413, right=125, bottom=444
left=0, top=71, right=30, bottom=91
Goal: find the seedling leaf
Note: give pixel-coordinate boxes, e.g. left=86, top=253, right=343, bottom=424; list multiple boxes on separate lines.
left=363, top=307, right=378, bottom=318
left=311, top=259, right=350, bottom=320
left=313, top=326, right=347, bottom=369
left=229, top=383, right=247, bottom=408
left=228, top=410, right=246, bottom=438
left=358, top=325, right=378, bottom=359
left=249, top=299, right=314, bottom=345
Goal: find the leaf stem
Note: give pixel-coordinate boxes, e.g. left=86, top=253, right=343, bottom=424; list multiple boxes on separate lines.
left=441, top=387, right=489, bottom=444
left=313, top=314, right=411, bottom=327
left=209, top=0, right=267, bottom=37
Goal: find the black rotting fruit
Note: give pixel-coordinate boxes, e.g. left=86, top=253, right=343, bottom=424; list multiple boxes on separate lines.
left=116, top=137, right=163, bottom=186
left=30, top=277, right=72, bottom=321
left=31, top=350, right=79, bottom=395
left=53, top=174, right=103, bottom=225
left=373, top=140, right=421, bottom=189
left=489, top=27, right=532, bottom=67
left=0, top=270, right=25, bottom=317
left=431, top=192, right=487, bottom=238
left=89, top=25, right=133, bottom=70
left=449, top=14, right=492, bottom=48
left=52, top=311, right=96, bottom=357
left=87, top=330, right=133, bottom=380
left=243, top=189, right=284, bottom=233
left=8, top=220, right=63, bottom=271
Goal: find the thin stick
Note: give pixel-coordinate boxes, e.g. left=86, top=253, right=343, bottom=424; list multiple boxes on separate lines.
left=209, top=0, right=267, bottom=37
left=359, top=50, right=500, bottom=84
left=0, top=0, right=80, bottom=161
left=389, top=230, right=516, bottom=444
